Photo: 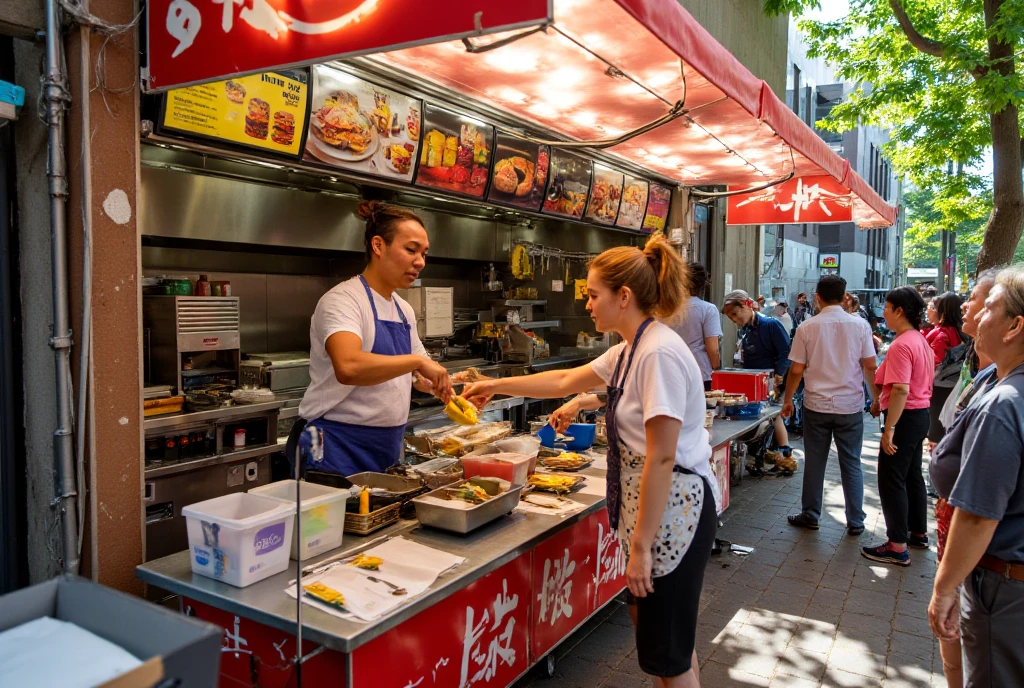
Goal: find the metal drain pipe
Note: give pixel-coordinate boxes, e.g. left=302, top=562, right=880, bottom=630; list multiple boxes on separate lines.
left=44, top=0, right=80, bottom=575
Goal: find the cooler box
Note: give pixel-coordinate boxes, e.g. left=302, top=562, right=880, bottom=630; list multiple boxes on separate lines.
left=712, top=369, right=773, bottom=402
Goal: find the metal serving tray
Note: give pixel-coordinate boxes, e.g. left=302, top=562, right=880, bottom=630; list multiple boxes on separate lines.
left=412, top=484, right=524, bottom=534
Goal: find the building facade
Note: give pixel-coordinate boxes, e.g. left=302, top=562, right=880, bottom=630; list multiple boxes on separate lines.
left=760, top=23, right=904, bottom=306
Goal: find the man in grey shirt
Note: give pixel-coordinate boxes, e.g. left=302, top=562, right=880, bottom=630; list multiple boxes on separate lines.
left=666, top=263, right=722, bottom=391
left=928, top=267, right=1024, bottom=688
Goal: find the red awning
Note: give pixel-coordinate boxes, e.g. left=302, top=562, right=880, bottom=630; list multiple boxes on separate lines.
left=373, top=0, right=897, bottom=228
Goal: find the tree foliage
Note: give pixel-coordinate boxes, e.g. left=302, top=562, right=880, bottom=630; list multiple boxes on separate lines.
left=764, top=0, right=1024, bottom=271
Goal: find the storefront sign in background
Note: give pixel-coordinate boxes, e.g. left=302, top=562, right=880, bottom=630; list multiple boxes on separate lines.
left=161, top=70, right=308, bottom=157
left=304, top=66, right=421, bottom=182
left=146, top=0, right=552, bottom=92
left=819, top=253, right=839, bottom=269
left=643, top=182, right=672, bottom=232
left=727, top=175, right=854, bottom=225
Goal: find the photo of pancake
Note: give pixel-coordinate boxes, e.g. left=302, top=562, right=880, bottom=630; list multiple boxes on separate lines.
left=272, top=111, right=295, bottom=146
left=245, top=98, right=269, bottom=140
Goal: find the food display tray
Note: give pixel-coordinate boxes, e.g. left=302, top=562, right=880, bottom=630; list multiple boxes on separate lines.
left=537, top=458, right=594, bottom=472
left=412, top=484, right=524, bottom=534
left=528, top=475, right=587, bottom=494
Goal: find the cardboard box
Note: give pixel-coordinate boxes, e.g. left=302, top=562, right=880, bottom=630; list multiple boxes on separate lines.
left=0, top=575, right=221, bottom=687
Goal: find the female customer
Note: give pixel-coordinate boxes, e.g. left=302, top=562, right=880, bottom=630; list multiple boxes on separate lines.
left=927, top=270, right=999, bottom=688
left=863, top=287, right=933, bottom=566
left=929, top=265, right=1024, bottom=687
left=926, top=292, right=966, bottom=446
left=464, top=235, right=716, bottom=688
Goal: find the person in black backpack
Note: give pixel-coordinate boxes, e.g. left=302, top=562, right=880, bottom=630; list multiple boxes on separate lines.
left=928, top=292, right=967, bottom=446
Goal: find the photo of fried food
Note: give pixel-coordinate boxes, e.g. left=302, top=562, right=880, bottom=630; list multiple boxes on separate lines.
left=224, top=80, right=246, bottom=104
left=271, top=111, right=295, bottom=146
left=244, top=98, right=270, bottom=140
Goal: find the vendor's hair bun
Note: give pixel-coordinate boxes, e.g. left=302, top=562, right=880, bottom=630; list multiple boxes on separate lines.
left=358, top=200, right=425, bottom=261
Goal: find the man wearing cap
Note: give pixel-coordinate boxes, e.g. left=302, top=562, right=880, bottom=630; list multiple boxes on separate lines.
left=723, top=289, right=794, bottom=464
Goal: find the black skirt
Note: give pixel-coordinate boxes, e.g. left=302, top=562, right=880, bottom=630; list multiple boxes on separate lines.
left=627, top=475, right=718, bottom=677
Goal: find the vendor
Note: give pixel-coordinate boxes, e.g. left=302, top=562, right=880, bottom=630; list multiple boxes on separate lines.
left=464, top=235, right=718, bottom=684
left=294, top=201, right=453, bottom=476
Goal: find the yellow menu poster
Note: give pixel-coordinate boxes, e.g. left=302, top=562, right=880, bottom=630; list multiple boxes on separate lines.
left=162, top=71, right=308, bottom=157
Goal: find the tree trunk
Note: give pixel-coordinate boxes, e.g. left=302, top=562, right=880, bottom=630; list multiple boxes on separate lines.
left=977, top=0, right=1024, bottom=271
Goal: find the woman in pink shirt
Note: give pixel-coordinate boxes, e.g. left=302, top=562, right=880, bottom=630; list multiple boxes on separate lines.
left=863, top=287, right=934, bottom=566
left=925, top=292, right=965, bottom=367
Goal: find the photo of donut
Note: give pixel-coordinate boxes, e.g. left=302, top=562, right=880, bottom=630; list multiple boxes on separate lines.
left=486, top=133, right=549, bottom=211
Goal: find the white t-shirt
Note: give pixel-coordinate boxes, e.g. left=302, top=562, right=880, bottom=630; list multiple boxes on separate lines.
left=789, top=305, right=875, bottom=414
left=590, top=322, right=719, bottom=506
left=298, top=277, right=427, bottom=427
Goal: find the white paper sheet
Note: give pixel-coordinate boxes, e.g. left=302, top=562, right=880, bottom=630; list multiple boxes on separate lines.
left=286, top=536, right=465, bottom=623
left=576, top=475, right=607, bottom=496
left=516, top=494, right=587, bottom=517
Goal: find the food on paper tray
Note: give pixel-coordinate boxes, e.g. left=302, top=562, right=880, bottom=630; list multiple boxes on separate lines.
left=303, top=581, right=346, bottom=609
left=445, top=481, right=493, bottom=505
left=539, top=452, right=592, bottom=471
left=445, top=396, right=479, bottom=426
left=528, top=473, right=586, bottom=494
left=405, top=421, right=512, bottom=458
left=349, top=554, right=383, bottom=570
left=451, top=367, right=489, bottom=384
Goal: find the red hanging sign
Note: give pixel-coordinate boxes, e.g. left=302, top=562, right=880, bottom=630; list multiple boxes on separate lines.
left=726, top=175, right=854, bottom=225
left=145, top=0, right=552, bottom=92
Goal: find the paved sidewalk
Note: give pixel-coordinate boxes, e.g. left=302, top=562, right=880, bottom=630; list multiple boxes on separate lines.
left=516, top=415, right=945, bottom=687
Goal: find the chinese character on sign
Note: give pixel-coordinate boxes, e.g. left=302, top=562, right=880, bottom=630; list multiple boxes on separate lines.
left=726, top=176, right=854, bottom=225
left=596, top=522, right=627, bottom=587
left=459, top=579, right=520, bottom=687
left=537, top=548, right=576, bottom=626
left=222, top=616, right=250, bottom=657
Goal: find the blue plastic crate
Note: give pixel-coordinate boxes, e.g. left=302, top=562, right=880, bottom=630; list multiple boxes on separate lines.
left=723, top=401, right=764, bottom=418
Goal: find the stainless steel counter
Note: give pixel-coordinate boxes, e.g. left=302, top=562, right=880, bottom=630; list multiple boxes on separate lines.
left=708, top=407, right=781, bottom=447
left=144, top=399, right=286, bottom=432
left=406, top=395, right=525, bottom=426
left=137, top=470, right=607, bottom=654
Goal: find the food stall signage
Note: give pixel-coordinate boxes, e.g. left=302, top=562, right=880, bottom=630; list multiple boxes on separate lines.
left=145, top=0, right=553, bottom=92
left=726, top=175, right=854, bottom=225
left=819, top=253, right=839, bottom=269
left=160, top=70, right=309, bottom=157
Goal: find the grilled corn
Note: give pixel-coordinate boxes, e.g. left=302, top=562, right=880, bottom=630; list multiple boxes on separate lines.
left=445, top=396, right=479, bottom=426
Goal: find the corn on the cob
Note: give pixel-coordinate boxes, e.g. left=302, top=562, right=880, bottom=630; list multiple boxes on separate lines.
left=445, top=396, right=479, bottom=425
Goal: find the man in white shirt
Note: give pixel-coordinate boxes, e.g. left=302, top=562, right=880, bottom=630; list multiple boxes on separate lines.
left=781, top=275, right=878, bottom=535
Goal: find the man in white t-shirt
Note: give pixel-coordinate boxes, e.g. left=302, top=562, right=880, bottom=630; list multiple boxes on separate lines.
left=782, top=275, right=878, bottom=534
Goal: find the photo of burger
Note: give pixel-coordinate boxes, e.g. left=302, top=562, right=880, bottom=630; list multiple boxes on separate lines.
left=224, top=80, right=246, bottom=104
left=244, top=98, right=270, bottom=140
left=308, top=90, right=376, bottom=160
left=271, top=111, right=295, bottom=146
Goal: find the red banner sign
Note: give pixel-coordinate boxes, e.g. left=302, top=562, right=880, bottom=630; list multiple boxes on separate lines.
left=145, top=0, right=552, bottom=92
left=726, top=175, right=854, bottom=225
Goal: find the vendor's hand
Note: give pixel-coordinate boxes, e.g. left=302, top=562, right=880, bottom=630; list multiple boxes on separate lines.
left=626, top=542, right=655, bottom=598
left=417, top=359, right=453, bottom=404
left=462, top=380, right=498, bottom=410
left=549, top=398, right=581, bottom=433
left=781, top=401, right=794, bottom=419
left=870, top=399, right=881, bottom=418
left=881, top=427, right=897, bottom=455
left=774, top=374, right=785, bottom=388
left=929, top=588, right=961, bottom=642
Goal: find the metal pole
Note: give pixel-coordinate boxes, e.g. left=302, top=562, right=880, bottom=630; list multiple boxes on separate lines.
left=44, top=0, right=80, bottom=575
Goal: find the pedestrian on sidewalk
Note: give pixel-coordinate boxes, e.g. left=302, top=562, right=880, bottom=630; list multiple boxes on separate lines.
left=781, top=275, right=877, bottom=534
left=722, top=290, right=794, bottom=463
left=929, top=265, right=1024, bottom=688
left=862, top=287, right=933, bottom=567
left=926, top=292, right=967, bottom=447
left=926, top=269, right=1000, bottom=688
left=665, top=263, right=722, bottom=392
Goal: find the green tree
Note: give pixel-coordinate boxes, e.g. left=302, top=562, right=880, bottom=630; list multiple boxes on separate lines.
left=764, top=0, right=1024, bottom=271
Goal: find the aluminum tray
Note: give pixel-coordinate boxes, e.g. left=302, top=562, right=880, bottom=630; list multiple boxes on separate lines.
left=413, top=484, right=525, bottom=534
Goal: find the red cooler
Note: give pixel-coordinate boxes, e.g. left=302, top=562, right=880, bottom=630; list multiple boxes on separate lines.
left=711, top=369, right=773, bottom=402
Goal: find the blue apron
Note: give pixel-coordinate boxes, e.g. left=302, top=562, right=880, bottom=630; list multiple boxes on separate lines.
left=305, top=275, right=413, bottom=476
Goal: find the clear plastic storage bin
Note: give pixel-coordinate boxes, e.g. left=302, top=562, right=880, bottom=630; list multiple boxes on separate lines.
left=248, top=480, right=351, bottom=561
left=182, top=493, right=295, bottom=588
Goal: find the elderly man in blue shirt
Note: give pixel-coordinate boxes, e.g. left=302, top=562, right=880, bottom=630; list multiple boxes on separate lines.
left=723, top=289, right=794, bottom=463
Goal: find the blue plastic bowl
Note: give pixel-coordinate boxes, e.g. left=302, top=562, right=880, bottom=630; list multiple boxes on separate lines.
left=536, top=423, right=596, bottom=451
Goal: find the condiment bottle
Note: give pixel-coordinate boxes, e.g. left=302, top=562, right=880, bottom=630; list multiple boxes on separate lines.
left=195, top=274, right=211, bottom=297
left=234, top=427, right=246, bottom=448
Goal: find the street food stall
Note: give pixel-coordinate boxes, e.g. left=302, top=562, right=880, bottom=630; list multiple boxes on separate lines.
left=134, top=0, right=897, bottom=685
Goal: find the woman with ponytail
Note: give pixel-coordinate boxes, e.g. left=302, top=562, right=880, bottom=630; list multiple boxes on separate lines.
left=464, top=235, right=717, bottom=687
left=295, top=201, right=453, bottom=476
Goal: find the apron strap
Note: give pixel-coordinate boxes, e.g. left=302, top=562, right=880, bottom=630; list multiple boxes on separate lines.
left=610, top=318, right=654, bottom=390
left=358, top=274, right=411, bottom=327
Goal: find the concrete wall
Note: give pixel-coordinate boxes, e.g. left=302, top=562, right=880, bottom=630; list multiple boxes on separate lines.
left=0, top=0, right=43, bottom=38
left=12, top=37, right=62, bottom=582
left=680, top=0, right=789, bottom=97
